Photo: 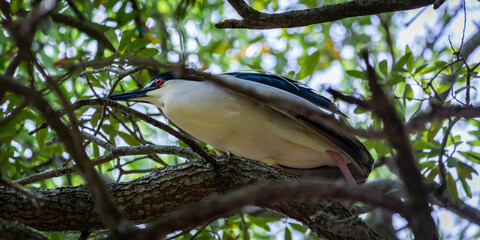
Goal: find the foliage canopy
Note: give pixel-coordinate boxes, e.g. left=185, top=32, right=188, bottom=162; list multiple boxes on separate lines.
left=1, top=0, right=479, bottom=239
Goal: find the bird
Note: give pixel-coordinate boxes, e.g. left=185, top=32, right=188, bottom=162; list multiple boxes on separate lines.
left=109, top=71, right=374, bottom=183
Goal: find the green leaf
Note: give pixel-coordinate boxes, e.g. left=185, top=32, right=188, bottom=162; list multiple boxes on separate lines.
left=403, top=83, right=413, bottom=101
left=458, top=151, right=480, bottom=164
left=345, top=70, right=366, bottom=79
left=416, top=66, right=437, bottom=75
left=118, top=31, right=132, bottom=53
left=446, top=157, right=457, bottom=168
left=285, top=227, right=292, bottom=240
left=353, top=106, right=367, bottom=114
left=131, top=39, right=151, bottom=50
left=460, top=177, right=472, bottom=198
left=38, top=16, right=54, bottom=35
left=10, top=0, right=23, bottom=14
left=446, top=172, right=458, bottom=202
left=117, top=132, right=140, bottom=146
left=406, top=53, right=414, bottom=73
left=395, top=53, right=410, bottom=69
left=289, top=223, right=308, bottom=233
left=434, top=61, right=448, bottom=69
left=93, top=143, right=100, bottom=158
left=105, top=29, right=119, bottom=49
left=427, top=121, right=444, bottom=141
left=297, top=51, right=320, bottom=79
left=246, top=216, right=275, bottom=231
left=386, top=73, right=405, bottom=86
left=36, top=128, right=47, bottom=151
left=405, top=45, right=414, bottom=73
left=425, top=167, right=438, bottom=183
left=467, top=139, right=480, bottom=146
left=414, top=63, right=428, bottom=74
left=102, top=125, right=117, bottom=137
left=135, top=48, right=158, bottom=57
left=456, top=161, right=478, bottom=180
left=379, top=60, right=388, bottom=76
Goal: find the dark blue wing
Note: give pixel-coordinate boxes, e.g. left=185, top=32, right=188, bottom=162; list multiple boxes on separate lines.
left=222, top=72, right=342, bottom=114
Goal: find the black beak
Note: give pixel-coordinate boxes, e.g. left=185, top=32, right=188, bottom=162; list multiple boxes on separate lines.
left=109, top=87, right=154, bottom=101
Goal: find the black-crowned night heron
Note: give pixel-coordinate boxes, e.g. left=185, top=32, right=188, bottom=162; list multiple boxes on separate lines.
left=109, top=71, right=374, bottom=183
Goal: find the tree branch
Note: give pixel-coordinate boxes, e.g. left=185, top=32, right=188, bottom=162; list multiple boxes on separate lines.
left=216, top=0, right=436, bottom=29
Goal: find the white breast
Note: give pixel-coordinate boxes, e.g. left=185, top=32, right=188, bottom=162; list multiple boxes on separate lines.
left=146, top=79, right=350, bottom=168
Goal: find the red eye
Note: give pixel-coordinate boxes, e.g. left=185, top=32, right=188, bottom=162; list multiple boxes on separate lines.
left=154, top=79, right=164, bottom=86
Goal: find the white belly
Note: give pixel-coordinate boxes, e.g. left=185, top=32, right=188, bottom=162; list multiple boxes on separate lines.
left=151, top=81, right=347, bottom=168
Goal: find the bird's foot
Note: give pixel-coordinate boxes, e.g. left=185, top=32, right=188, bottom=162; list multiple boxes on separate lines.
left=271, top=163, right=285, bottom=171
left=326, top=150, right=357, bottom=211
left=325, top=150, right=356, bottom=184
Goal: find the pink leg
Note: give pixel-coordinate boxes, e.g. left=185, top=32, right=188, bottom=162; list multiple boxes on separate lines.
left=272, top=163, right=285, bottom=171
left=326, top=150, right=356, bottom=184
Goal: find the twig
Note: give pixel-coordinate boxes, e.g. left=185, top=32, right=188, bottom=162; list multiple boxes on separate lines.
left=437, top=118, right=459, bottom=193
left=327, top=88, right=373, bottom=110
left=239, top=212, right=249, bottom=240
left=65, top=0, right=85, bottom=20
left=187, top=221, right=211, bottom=240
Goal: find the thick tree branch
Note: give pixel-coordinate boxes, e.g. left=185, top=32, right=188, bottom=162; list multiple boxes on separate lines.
left=216, top=0, right=436, bottom=29
left=2, top=158, right=390, bottom=239
left=126, top=181, right=404, bottom=240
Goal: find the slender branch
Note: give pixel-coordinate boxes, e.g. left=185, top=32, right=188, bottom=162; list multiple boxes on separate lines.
left=437, top=118, right=459, bottom=193
left=406, top=105, right=480, bottom=132
left=0, top=100, right=28, bottom=127
left=327, top=88, right=373, bottom=110
left=65, top=0, right=85, bottom=20
left=360, top=50, right=438, bottom=239
left=50, top=13, right=115, bottom=52
left=216, top=0, right=436, bottom=29
left=14, top=144, right=200, bottom=185
left=4, top=54, right=22, bottom=78
left=81, top=131, right=115, bottom=151
left=430, top=183, right=480, bottom=227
